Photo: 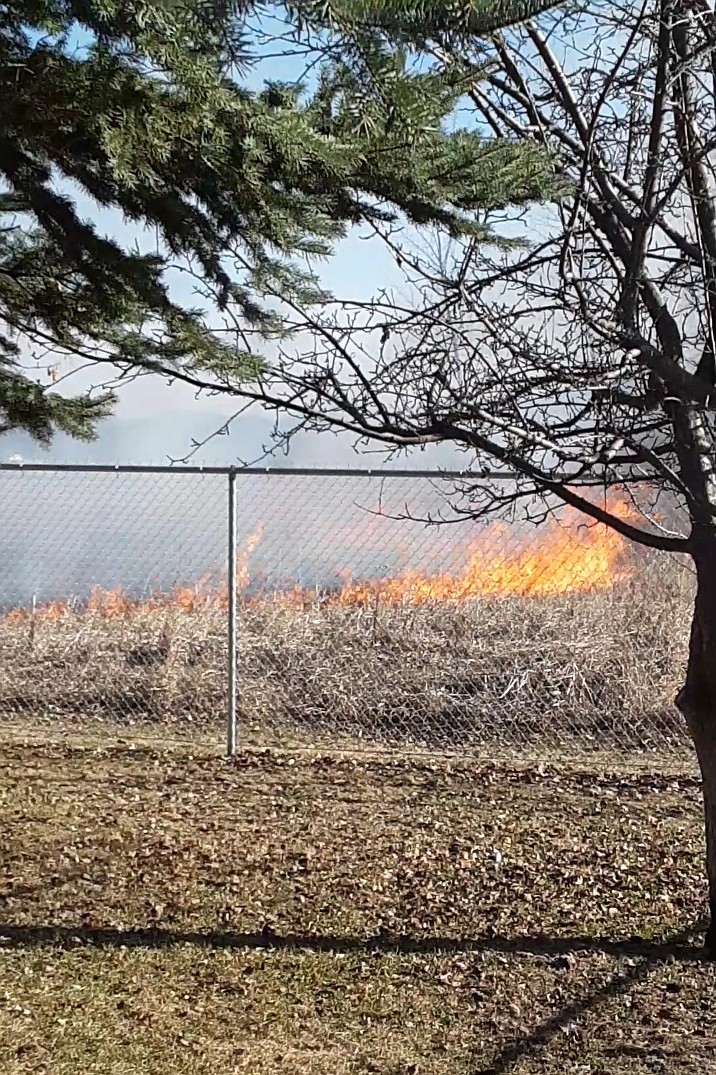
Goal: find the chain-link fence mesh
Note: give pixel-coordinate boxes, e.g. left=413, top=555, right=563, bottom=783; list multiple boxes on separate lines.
left=0, top=465, right=694, bottom=755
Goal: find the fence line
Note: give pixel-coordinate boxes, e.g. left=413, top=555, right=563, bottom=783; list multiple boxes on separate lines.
left=0, top=463, right=692, bottom=757
left=0, top=462, right=511, bottom=478
left=0, top=461, right=507, bottom=756
left=227, top=469, right=238, bottom=756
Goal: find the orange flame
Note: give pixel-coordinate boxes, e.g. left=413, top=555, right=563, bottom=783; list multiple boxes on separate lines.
left=329, top=509, right=631, bottom=606
left=0, top=501, right=634, bottom=623
left=236, top=523, right=264, bottom=593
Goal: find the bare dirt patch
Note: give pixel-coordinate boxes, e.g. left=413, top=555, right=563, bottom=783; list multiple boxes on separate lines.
left=0, top=731, right=713, bottom=1074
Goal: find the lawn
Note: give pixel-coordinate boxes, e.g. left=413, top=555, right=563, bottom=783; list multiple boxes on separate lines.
left=0, top=728, right=714, bottom=1074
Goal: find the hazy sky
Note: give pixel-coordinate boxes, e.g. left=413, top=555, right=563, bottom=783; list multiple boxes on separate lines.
left=2, top=224, right=418, bottom=467
left=4, top=203, right=548, bottom=469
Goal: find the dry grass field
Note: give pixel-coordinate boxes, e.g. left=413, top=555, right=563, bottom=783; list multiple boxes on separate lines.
left=0, top=558, right=695, bottom=751
left=0, top=729, right=713, bottom=1075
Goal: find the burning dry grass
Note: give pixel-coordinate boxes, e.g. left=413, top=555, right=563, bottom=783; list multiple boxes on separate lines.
left=0, top=553, right=695, bottom=751
left=0, top=736, right=713, bottom=1074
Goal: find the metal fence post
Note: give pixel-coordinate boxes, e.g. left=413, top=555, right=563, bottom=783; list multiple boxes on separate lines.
left=227, top=469, right=238, bottom=757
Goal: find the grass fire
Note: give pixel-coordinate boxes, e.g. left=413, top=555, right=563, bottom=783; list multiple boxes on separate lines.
left=0, top=505, right=693, bottom=751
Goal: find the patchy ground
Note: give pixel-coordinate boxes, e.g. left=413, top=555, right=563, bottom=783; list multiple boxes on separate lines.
left=0, top=728, right=714, bottom=1074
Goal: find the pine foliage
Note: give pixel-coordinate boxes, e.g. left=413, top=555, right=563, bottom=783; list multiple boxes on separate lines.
left=0, top=0, right=557, bottom=442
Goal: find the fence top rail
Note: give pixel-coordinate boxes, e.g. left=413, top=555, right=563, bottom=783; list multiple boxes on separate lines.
left=0, top=461, right=514, bottom=479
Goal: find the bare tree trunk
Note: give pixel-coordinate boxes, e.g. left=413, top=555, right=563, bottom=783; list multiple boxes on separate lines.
left=676, top=534, right=716, bottom=956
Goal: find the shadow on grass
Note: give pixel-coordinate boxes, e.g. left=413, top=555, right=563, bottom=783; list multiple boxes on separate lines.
left=0, top=920, right=709, bottom=1073
left=471, top=919, right=709, bottom=1075
left=0, top=921, right=707, bottom=961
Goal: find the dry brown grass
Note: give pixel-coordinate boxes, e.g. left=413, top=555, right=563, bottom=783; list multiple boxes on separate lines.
left=0, top=556, right=695, bottom=752
left=0, top=732, right=713, bottom=1074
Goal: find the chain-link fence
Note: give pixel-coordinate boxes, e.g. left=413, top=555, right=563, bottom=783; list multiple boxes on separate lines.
left=0, top=463, right=694, bottom=756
